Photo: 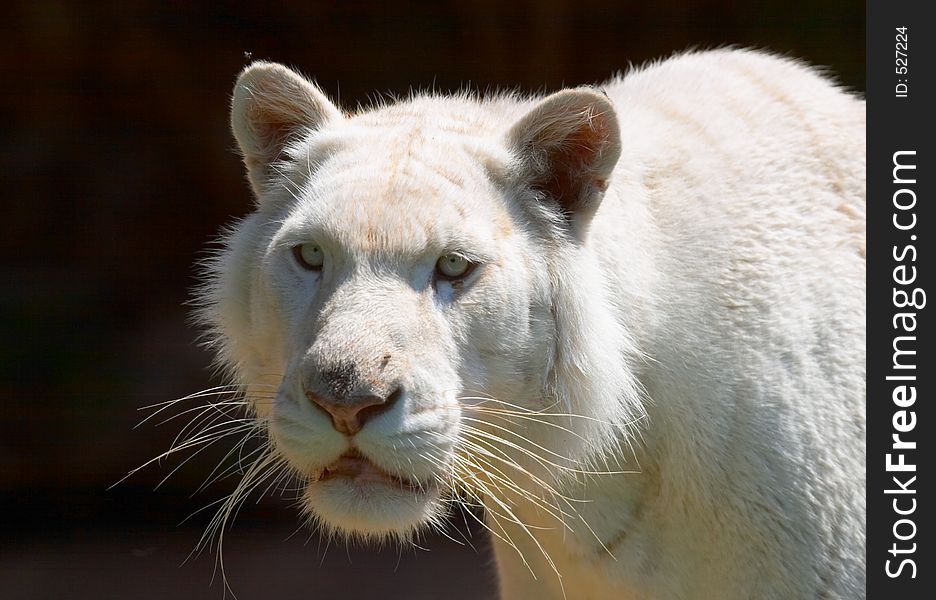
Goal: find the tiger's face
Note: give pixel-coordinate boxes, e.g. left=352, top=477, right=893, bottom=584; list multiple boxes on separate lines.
left=200, top=61, right=634, bottom=539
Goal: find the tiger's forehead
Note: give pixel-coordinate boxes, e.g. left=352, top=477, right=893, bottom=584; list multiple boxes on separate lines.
left=284, top=126, right=513, bottom=259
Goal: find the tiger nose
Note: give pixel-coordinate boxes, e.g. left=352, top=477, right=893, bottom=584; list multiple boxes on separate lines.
left=305, top=388, right=402, bottom=436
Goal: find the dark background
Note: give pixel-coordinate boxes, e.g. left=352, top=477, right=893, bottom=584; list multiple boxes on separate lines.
left=1, top=2, right=862, bottom=598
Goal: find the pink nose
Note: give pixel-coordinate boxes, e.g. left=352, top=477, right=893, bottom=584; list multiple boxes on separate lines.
left=306, top=389, right=400, bottom=435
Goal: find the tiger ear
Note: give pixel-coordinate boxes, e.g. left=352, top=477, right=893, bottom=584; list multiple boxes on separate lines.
left=507, top=88, right=621, bottom=235
left=230, top=61, right=342, bottom=197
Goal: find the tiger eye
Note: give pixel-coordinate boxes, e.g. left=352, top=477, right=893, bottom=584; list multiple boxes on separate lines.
left=293, top=243, right=324, bottom=270
left=435, top=254, right=472, bottom=279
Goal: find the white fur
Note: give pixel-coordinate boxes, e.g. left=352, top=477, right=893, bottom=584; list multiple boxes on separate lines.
left=199, top=49, right=865, bottom=598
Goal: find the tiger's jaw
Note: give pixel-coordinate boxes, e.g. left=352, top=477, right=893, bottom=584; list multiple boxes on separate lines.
left=269, top=383, right=460, bottom=539
left=300, top=448, right=446, bottom=538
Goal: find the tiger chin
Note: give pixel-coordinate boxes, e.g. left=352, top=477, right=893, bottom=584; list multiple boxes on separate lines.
left=193, top=49, right=865, bottom=599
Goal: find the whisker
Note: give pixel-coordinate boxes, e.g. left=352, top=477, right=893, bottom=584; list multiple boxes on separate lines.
left=157, top=424, right=260, bottom=491
left=111, top=422, right=256, bottom=489
left=459, top=463, right=564, bottom=589
left=461, top=395, right=645, bottom=430
left=461, top=405, right=609, bottom=457
left=460, top=422, right=638, bottom=477
left=441, top=473, right=536, bottom=579
left=449, top=452, right=574, bottom=530
left=194, top=445, right=282, bottom=595
left=136, top=384, right=278, bottom=427
left=136, top=390, right=240, bottom=429
left=159, top=402, right=250, bottom=445
left=453, top=435, right=588, bottom=504
left=192, top=434, right=267, bottom=496
left=138, top=385, right=253, bottom=412
left=461, top=406, right=645, bottom=477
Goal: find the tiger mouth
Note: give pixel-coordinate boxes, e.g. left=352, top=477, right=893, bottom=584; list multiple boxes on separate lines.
left=316, top=449, right=421, bottom=491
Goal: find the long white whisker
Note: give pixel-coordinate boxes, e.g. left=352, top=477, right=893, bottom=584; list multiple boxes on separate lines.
left=157, top=424, right=260, bottom=491
left=111, top=422, right=256, bottom=489
left=460, top=422, right=638, bottom=477
left=449, top=452, right=574, bottom=530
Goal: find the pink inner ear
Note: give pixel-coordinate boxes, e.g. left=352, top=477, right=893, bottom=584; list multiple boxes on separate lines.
left=245, top=101, right=298, bottom=165
left=240, top=71, right=326, bottom=169
left=533, top=109, right=611, bottom=213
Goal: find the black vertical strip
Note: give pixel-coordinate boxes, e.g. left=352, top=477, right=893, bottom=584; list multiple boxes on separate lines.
left=867, top=1, right=933, bottom=597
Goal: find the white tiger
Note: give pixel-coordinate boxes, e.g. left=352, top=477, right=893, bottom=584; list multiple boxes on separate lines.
left=197, top=49, right=865, bottom=599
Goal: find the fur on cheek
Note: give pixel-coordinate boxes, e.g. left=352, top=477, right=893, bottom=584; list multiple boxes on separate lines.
left=544, top=244, right=646, bottom=463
